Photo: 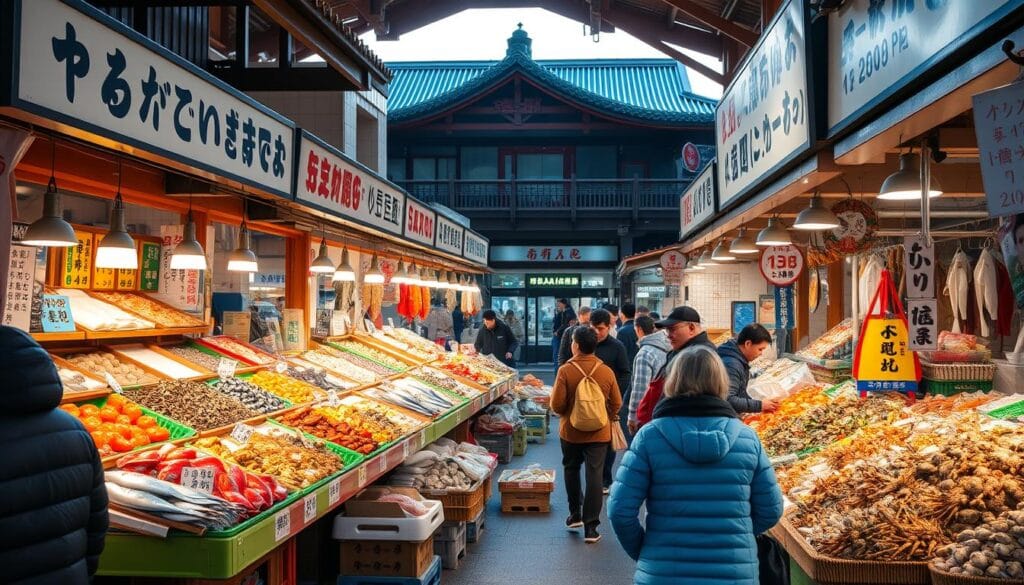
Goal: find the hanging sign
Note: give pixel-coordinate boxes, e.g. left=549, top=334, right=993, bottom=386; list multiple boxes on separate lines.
left=825, top=198, right=878, bottom=254
left=491, top=245, right=616, bottom=263
left=3, top=244, right=37, bottom=331
left=297, top=133, right=405, bottom=237
left=659, top=250, right=686, bottom=282
left=314, top=309, right=332, bottom=338
left=93, top=233, right=119, bottom=291
left=41, top=294, right=75, bottom=332
left=463, top=231, right=489, bottom=266
left=682, top=142, right=702, bottom=173
left=435, top=215, right=464, bottom=257
left=403, top=199, right=435, bottom=247
left=973, top=80, right=1024, bottom=218
left=158, top=225, right=201, bottom=311
left=853, top=270, right=921, bottom=395
left=907, top=298, right=938, bottom=351
left=526, top=274, right=580, bottom=287
left=222, top=311, right=250, bottom=342
left=774, top=286, right=794, bottom=330
left=62, top=230, right=94, bottom=289
left=829, top=0, right=1021, bottom=134
left=679, top=162, right=716, bottom=239
left=759, top=245, right=804, bottom=286
left=139, top=242, right=161, bottom=291
left=8, top=0, right=294, bottom=197
left=716, top=0, right=811, bottom=207
left=282, top=308, right=305, bottom=351
left=116, top=266, right=137, bottom=290
left=903, top=236, right=935, bottom=299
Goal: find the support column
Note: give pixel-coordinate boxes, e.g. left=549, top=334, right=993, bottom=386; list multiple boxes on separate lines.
left=285, top=233, right=312, bottom=342
left=827, top=261, right=845, bottom=330
left=795, top=265, right=810, bottom=350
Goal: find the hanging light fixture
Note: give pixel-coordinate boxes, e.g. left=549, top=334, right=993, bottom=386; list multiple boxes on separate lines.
left=877, top=151, right=942, bottom=200
left=309, top=227, right=335, bottom=274
left=728, top=227, right=759, bottom=255
left=332, top=246, right=355, bottom=282
left=756, top=217, right=792, bottom=246
left=364, top=253, right=385, bottom=284
left=424, top=269, right=440, bottom=288
left=794, top=193, right=841, bottom=230
left=22, top=139, right=77, bottom=248
left=697, top=247, right=717, bottom=267
left=711, top=239, right=735, bottom=262
left=391, top=259, right=409, bottom=284
left=227, top=220, right=259, bottom=272
left=170, top=202, right=206, bottom=270
left=684, top=255, right=703, bottom=272
left=467, top=275, right=481, bottom=294
left=448, top=271, right=460, bottom=289
left=96, top=159, right=138, bottom=269
left=436, top=270, right=451, bottom=290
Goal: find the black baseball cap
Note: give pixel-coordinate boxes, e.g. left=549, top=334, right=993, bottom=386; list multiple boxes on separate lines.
left=655, top=306, right=702, bottom=328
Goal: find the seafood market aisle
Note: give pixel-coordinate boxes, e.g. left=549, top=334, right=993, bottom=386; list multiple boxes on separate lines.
left=447, top=369, right=637, bottom=585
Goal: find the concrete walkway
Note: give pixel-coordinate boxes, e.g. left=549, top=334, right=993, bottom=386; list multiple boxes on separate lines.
left=445, top=369, right=637, bottom=585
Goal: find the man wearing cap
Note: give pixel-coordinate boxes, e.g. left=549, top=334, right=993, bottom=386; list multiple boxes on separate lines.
left=634, top=306, right=715, bottom=427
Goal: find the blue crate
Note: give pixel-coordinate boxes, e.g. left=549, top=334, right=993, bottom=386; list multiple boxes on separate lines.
left=523, top=414, right=546, bottom=430
left=339, top=556, right=441, bottom=585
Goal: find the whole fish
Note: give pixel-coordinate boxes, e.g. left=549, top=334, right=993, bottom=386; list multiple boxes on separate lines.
left=106, top=482, right=206, bottom=517
left=105, top=470, right=230, bottom=507
left=974, top=248, right=998, bottom=337
left=945, top=251, right=971, bottom=333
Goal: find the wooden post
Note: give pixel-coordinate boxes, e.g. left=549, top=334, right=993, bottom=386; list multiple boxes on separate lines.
left=795, top=265, right=810, bottom=350
left=827, top=260, right=845, bottom=330
left=285, top=233, right=311, bottom=344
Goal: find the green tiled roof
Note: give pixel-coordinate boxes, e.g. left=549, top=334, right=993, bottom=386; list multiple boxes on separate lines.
left=386, top=56, right=717, bottom=125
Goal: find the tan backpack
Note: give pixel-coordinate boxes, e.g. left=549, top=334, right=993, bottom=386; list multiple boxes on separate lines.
left=569, top=361, right=609, bottom=432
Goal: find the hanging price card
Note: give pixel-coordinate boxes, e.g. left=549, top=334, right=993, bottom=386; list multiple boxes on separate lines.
left=3, top=244, right=37, bottom=331
left=759, top=245, right=804, bottom=286
left=274, top=510, right=290, bottom=542
left=41, top=294, right=75, bottom=333
left=62, top=230, right=93, bottom=289
left=358, top=465, right=368, bottom=488
left=217, top=358, right=237, bottom=379
left=328, top=478, right=341, bottom=506
left=303, top=493, right=318, bottom=524
left=231, top=423, right=254, bottom=445
left=180, top=467, right=215, bottom=494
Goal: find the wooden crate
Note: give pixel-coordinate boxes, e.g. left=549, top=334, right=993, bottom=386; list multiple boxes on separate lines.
left=340, top=537, right=435, bottom=578
left=500, top=491, right=551, bottom=513
left=420, top=479, right=486, bottom=522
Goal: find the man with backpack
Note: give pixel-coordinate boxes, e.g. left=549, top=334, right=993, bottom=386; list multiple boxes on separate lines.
left=550, top=327, right=623, bottom=544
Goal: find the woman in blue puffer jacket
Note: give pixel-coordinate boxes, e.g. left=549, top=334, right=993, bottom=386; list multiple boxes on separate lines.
left=608, top=345, right=784, bottom=585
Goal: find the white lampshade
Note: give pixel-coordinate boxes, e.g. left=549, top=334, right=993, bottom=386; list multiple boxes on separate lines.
left=729, top=228, right=759, bottom=255
left=96, top=195, right=138, bottom=269
left=332, top=247, right=355, bottom=282
left=364, top=253, right=385, bottom=284
left=756, top=217, right=792, bottom=246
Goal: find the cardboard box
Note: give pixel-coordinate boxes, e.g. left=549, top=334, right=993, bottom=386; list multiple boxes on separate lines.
left=339, top=537, right=435, bottom=577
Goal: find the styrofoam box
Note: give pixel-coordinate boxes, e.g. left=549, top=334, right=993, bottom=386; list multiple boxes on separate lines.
left=333, top=499, right=444, bottom=542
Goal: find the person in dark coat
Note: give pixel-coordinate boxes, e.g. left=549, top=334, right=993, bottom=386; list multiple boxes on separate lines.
left=718, top=324, right=779, bottom=414
left=0, top=326, right=108, bottom=584
left=617, top=302, right=639, bottom=363
left=474, top=310, right=520, bottom=367
left=557, top=306, right=591, bottom=367
left=452, top=308, right=465, bottom=345
left=552, top=299, right=577, bottom=367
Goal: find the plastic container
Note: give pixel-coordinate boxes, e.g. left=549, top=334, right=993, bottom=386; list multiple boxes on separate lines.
left=476, top=433, right=513, bottom=464
left=334, top=486, right=444, bottom=542
left=420, top=479, right=487, bottom=523
left=337, top=555, right=442, bottom=585
left=432, top=522, right=466, bottom=569
left=78, top=397, right=197, bottom=452
left=922, top=379, right=993, bottom=397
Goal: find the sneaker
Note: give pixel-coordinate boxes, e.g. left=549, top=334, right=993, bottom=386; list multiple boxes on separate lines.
left=565, top=514, right=583, bottom=530
left=602, top=486, right=610, bottom=495
left=584, top=527, right=602, bottom=543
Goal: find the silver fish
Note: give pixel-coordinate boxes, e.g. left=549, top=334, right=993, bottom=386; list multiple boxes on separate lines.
left=106, top=483, right=206, bottom=517
left=105, top=470, right=229, bottom=507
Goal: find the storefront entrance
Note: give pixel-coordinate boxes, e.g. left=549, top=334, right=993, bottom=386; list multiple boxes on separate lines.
left=492, top=287, right=610, bottom=365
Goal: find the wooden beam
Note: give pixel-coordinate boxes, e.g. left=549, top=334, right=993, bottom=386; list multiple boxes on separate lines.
left=795, top=262, right=810, bottom=349
left=603, top=14, right=724, bottom=84
left=761, top=0, right=782, bottom=30
left=661, top=0, right=758, bottom=47
left=827, top=261, right=844, bottom=330
left=603, top=6, right=723, bottom=57
left=207, top=64, right=362, bottom=91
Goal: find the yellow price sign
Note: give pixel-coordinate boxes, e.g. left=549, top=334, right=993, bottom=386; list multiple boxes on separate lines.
left=62, top=230, right=94, bottom=289
left=853, top=318, right=920, bottom=394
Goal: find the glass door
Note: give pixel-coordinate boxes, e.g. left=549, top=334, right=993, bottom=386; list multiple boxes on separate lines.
left=491, top=295, right=525, bottom=362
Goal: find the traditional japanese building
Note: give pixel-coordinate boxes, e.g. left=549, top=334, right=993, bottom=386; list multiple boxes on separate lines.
left=385, top=26, right=717, bottom=361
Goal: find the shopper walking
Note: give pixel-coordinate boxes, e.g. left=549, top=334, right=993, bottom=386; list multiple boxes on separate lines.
left=608, top=345, right=784, bottom=585
left=551, top=299, right=577, bottom=368
left=617, top=303, right=639, bottom=362
left=627, top=316, right=671, bottom=435
left=550, top=327, right=623, bottom=544
left=0, top=326, right=108, bottom=584
left=505, top=310, right=525, bottom=362
left=602, top=303, right=620, bottom=338
left=556, top=306, right=591, bottom=366
left=474, top=310, right=520, bottom=367
left=634, top=306, right=715, bottom=427
left=718, top=324, right=780, bottom=414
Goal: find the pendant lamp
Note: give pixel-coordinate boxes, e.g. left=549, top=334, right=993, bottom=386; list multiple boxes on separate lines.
left=391, top=259, right=409, bottom=284
left=332, top=247, right=355, bottom=282
left=96, top=161, right=138, bottom=269
left=23, top=140, right=77, bottom=247
left=364, top=253, right=385, bottom=284
left=756, top=217, right=792, bottom=246
left=697, top=248, right=717, bottom=267
left=877, top=152, right=942, bottom=200
left=793, top=193, right=841, bottom=230
left=227, top=221, right=259, bottom=272
left=711, top=239, right=735, bottom=262
left=170, top=208, right=206, bottom=270
left=436, top=270, right=451, bottom=290
left=728, top=227, right=759, bottom=255
left=310, top=227, right=335, bottom=274
left=423, top=269, right=440, bottom=288
left=448, top=271, right=460, bottom=289
left=684, top=255, right=704, bottom=272
left=467, top=275, right=481, bottom=294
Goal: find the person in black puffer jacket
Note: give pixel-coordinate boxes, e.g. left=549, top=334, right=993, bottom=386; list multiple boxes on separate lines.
left=0, top=326, right=108, bottom=584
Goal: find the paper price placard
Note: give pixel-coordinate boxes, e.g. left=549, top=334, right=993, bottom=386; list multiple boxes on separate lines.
left=180, top=467, right=215, bottom=494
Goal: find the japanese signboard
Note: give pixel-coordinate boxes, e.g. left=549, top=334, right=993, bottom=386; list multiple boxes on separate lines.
left=660, top=250, right=686, bottom=282
left=680, top=163, right=716, bottom=239
left=10, top=0, right=294, bottom=197
left=314, top=309, right=331, bottom=338
left=41, top=294, right=75, bottom=332
left=116, top=265, right=137, bottom=290
left=682, top=142, right=702, bottom=173
left=774, top=285, right=793, bottom=330
left=759, top=245, right=804, bottom=287
left=3, top=245, right=37, bottom=331
left=904, top=236, right=935, bottom=299
left=297, top=134, right=405, bottom=237
left=222, top=311, right=250, bottom=342
left=854, top=318, right=919, bottom=393
left=527, top=274, right=581, bottom=288
left=62, top=230, right=94, bottom=289
left=463, top=231, right=489, bottom=266
left=158, top=225, right=201, bottom=312
left=403, top=198, right=435, bottom=247
left=908, top=298, right=938, bottom=351
left=491, top=245, right=616, bottom=263
left=829, top=0, right=1020, bottom=134
left=282, top=308, right=305, bottom=351
left=716, top=0, right=811, bottom=207
left=972, top=80, right=1024, bottom=218
left=139, top=242, right=161, bottom=291
left=435, top=215, right=464, bottom=257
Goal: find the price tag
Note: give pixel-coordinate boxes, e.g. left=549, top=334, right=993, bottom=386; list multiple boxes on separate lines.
left=419, top=429, right=428, bottom=448
left=358, top=465, right=368, bottom=488
left=456, top=408, right=464, bottom=424
left=231, top=423, right=255, bottom=445
left=326, top=389, right=341, bottom=407
left=180, top=467, right=215, bottom=494
left=217, top=358, right=238, bottom=379
left=303, top=493, right=318, bottom=524
left=758, top=245, right=805, bottom=287
left=328, top=478, right=341, bottom=506
left=274, top=509, right=291, bottom=542
left=105, top=373, right=123, bottom=394
left=275, top=360, right=288, bottom=373
left=378, top=455, right=388, bottom=474
left=402, top=441, right=410, bottom=459
left=387, top=318, right=395, bottom=328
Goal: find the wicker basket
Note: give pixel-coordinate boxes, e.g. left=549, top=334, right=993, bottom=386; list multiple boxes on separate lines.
left=920, top=361, right=996, bottom=381
left=929, top=564, right=1013, bottom=585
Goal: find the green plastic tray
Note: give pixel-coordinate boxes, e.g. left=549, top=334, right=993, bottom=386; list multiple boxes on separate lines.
left=324, top=341, right=406, bottom=373
left=79, top=396, right=196, bottom=447
left=986, top=400, right=1024, bottom=420
left=258, top=420, right=365, bottom=494
left=922, top=379, right=993, bottom=397
left=204, top=490, right=303, bottom=538
left=205, top=374, right=294, bottom=410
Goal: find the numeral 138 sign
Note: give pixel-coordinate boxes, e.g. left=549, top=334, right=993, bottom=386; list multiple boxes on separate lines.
left=760, top=245, right=804, bottom=287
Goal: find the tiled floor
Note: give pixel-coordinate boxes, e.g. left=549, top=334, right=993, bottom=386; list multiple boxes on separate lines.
left=445, top=368, right=637, bottom=585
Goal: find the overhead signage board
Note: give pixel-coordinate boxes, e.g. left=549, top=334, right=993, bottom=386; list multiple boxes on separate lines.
left=7, top=0, right=295, bottom=198
left=435, top=215, right=464, bottom=257
left=526, top=274, right=581, bottom=288
left=679, top=162, right=716, bottom=239
left=828, top=0, right=1021, bottom=135
left=463, top=231, right=488, bottom=266
left=715, top=0, right=813, bottom=209
left=403, top=198, right=435, bottom=247
left=490, top=245, right=617, bottom=263
left=297, top=133, right=405, bottom=238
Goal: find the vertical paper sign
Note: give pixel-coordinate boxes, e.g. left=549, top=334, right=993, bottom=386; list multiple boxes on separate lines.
left=908, top=299, right=938, bottom=351
left=41, top=294, right=75, bottom=332
left=222, top=311, right=251, bottom=342
left=774, top=286, right=794, bottom=330
left=972, top=80, right=1024, bottom=218
left=63, top=230, right=94, bottom=289
left=903, top=236, right=935, bottom=299
left=3, top=244, right=37, bottom=331
left=282, top=308, right=305, bottom=351
left=139, top=242, right=161, bottom=291
left=159, top=225, right=201, bottom=311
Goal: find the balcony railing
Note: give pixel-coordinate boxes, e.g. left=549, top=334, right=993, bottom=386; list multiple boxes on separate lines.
left=398, top=178, right=689, bottom=217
